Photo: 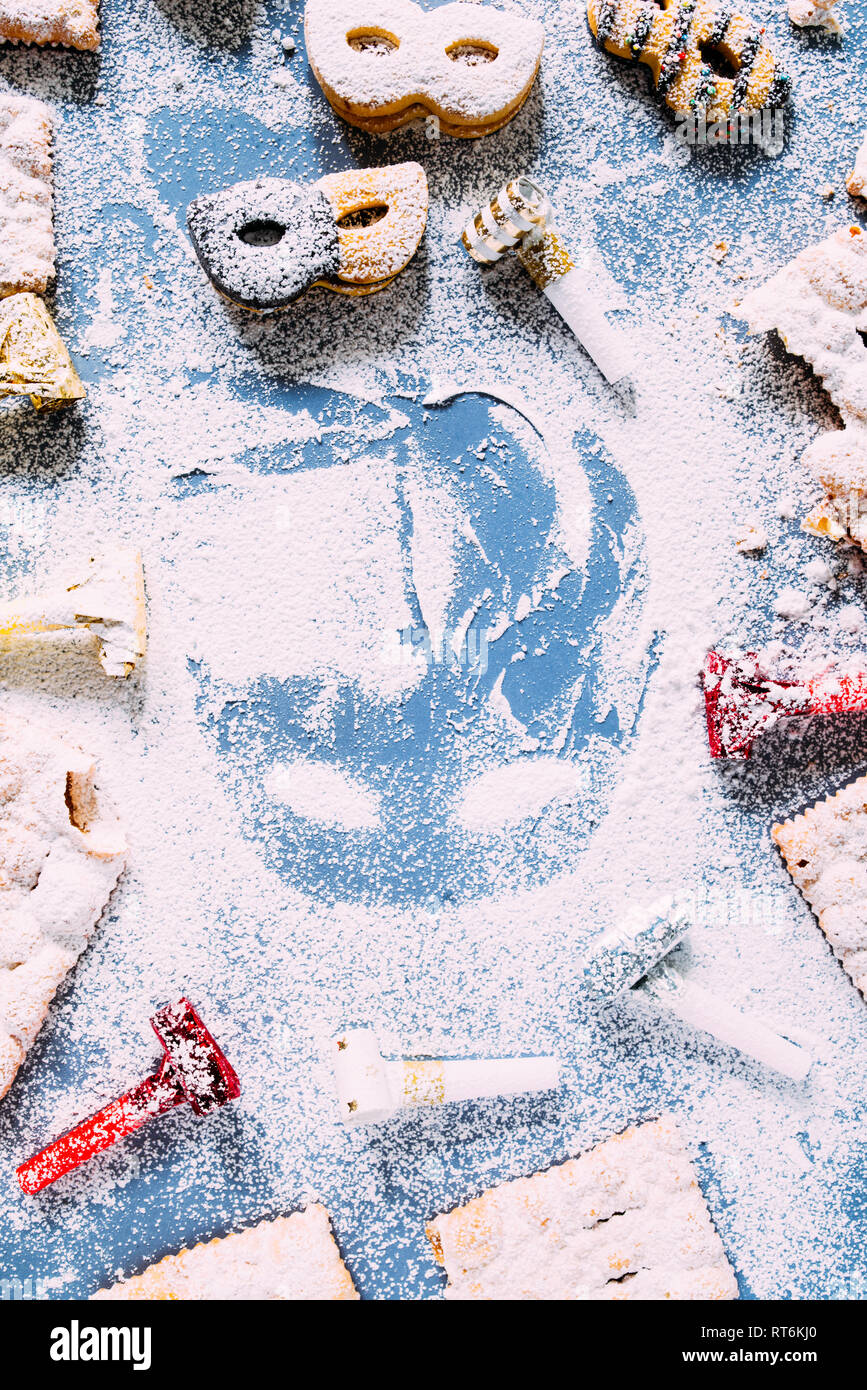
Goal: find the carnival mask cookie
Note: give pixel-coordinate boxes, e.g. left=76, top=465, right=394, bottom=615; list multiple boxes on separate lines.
left=187, top=162, right=428, bottom=312
left=587, top=0, right=790, bottom=118
left=304, top=0, right=544, bottom=136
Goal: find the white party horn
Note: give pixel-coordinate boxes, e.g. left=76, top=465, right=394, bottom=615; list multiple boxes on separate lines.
left=333, top=1027, right=560, bottom=1127
left=0, top=547, right=146, bottom=677
left=461, top=175, right=632, bottom=387
left=580, top=895, right=813, bottom=1082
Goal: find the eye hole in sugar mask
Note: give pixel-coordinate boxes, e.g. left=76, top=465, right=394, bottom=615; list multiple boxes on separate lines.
left=446, top=40, right=498, bottom=65
left=336, top=204, right=389, bottom=230
left=347, top=29, right=400, bottom=53
left=698, top=41, right=741, bottom=79
left=236, top=219, right=286, bottom=247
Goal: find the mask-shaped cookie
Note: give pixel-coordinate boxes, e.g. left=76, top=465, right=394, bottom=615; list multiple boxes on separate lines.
left=304, top=0, right=544, bottom=137
left=587, top=0, right=790, bottom=118
left=187, top=162, right=428, bottom=312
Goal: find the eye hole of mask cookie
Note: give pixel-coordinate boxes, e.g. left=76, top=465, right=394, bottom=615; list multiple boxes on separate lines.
left=336, top=204, right=389, bottom=229
left=445, top=40, right=499, bottom=65
left=697, top=40, right=741, bottom=79
left=236, top=219, right=286, bottom=248
left=347, top=28, right=400, bottom=54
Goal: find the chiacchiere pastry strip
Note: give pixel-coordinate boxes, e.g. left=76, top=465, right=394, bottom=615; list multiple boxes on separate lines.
left=304, top=0, right=545, bottom=137
left=333, top=1027, right=559, bottom=1125
left=0, top=293, right=85, bottom=409
left=0, top=0, right=100, bottom=51
left=0, top=548, right=146, bottom=677
left=0, top=715, right=126, bottom=1103
left=426, top=1117, right=738, bottom=1300
left=187, top=163, right=427, bottom=313
left=586, top=0, right=790, bottom=119
left=848, top=131, right=867, bottom=199
left=461, top=176, right=632, bottom=386
left=92, top=1206, right=358, bottom=1300
left=736, top=225, right=867, bottom=548
left=580, top=893, right=812, bottom=1079
left=18, top=999, right=240, bottom=1193
left=773, top=775, right=867, bottom=1004
left=0, top=92, right=55, bottom=298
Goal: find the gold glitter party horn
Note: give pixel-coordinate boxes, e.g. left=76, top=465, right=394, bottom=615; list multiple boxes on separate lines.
left=0, top=292, right=85, bottom=411
left=462, top=176, right=632, bottom=387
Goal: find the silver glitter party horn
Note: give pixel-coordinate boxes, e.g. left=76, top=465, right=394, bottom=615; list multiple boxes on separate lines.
left=581, top=894, right=812, bottom=1081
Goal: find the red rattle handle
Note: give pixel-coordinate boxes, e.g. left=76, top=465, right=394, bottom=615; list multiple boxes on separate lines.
left=16, top=1064, right=184, bottom=1195
left=806, top=670, right=867, bottom=716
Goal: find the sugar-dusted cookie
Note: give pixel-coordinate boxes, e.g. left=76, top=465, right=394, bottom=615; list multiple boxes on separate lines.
left=737, top=225, right=867, bottom=427
left=92, top=1205, right=358, bottom=1300
left=304, top=0, right=544, bottom=137
left=426, top=1117, right=737, bottom=1300
left=187, top=162, right=427, bottom=313
left=0, top=92, right=54, bottom=299
left=847, top=132, right=867, bottom=200
left=0, top=0, right=100, bottom=50
left=587, top=0, right=790, bottom=118
left=774, top=775, right=867, bottom=1001
left=0, top=714, right=126, bottom=1102
left=788, top=0, right=844, bottom=32
left=801, top=428, right=867, bottom=549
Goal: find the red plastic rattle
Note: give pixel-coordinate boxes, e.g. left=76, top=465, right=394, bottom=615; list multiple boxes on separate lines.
left=17, top=998, right=240, bottom=1195
left=701, top=649, right=867, bottom=760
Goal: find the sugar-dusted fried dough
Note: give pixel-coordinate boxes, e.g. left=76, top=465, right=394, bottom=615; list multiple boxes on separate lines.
left=427, top=1117, right=737, bottom=1300
left=92, top=1206, right=358, bottom=1300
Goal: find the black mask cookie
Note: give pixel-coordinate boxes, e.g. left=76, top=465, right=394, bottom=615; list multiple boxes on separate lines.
left=187, top=162, right=428, bottom=313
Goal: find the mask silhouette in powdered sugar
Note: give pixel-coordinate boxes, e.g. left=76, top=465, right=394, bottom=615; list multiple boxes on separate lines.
left=183, top=390, right=655, bottom=910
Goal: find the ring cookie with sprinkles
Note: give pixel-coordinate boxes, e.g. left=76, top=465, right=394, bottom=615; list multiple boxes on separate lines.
left=586, top=0, right=790, bottom=117
left=0, top=0, right=99, bottom=50
left=92, top=1206, right=358, bottom=1300
left=773, top=775, right=867, bottom=1003
left=187, top=162, right=428, bottom=313
left=304, top=0, right=544, bottom=137
left=426, top=1117, right=738, bottom=1300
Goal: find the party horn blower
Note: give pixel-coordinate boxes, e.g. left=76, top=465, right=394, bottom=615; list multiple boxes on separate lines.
left=580, top=895, right=812, bottom=1081
left=334, top=1028, right=560, bottom=1126
left=0, top=292, right=85, bottom=410
left=461, top=175, right=632, bottom=386
left=0, top=547, right=146, bottom=677
left=702, top=649, right=867, bottom=760
left=17, top=999, right=240, bottom=1194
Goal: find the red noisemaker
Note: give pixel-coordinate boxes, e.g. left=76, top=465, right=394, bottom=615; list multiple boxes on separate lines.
left=17, top=998, right=240, bottom=1195
left=701, top=650, right=867, bottom=760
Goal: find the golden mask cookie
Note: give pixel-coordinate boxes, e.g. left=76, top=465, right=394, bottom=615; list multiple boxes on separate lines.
left=427, top=1117, right=737, bottom=1300
left=587, top=0, right=790, bottom=117
left=0, top=714, right=126, bottom=1103
left=0, top=0, right=100, bottom=50
left=0, top=92, right=54, bottom=299
left=92, top=1206, right=358, bottom=1300
left=774, top=775, right=867, bottom=1002
left=187, top=162, right=428, bottom=312
left=304, top=0, right=544, bottom=137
